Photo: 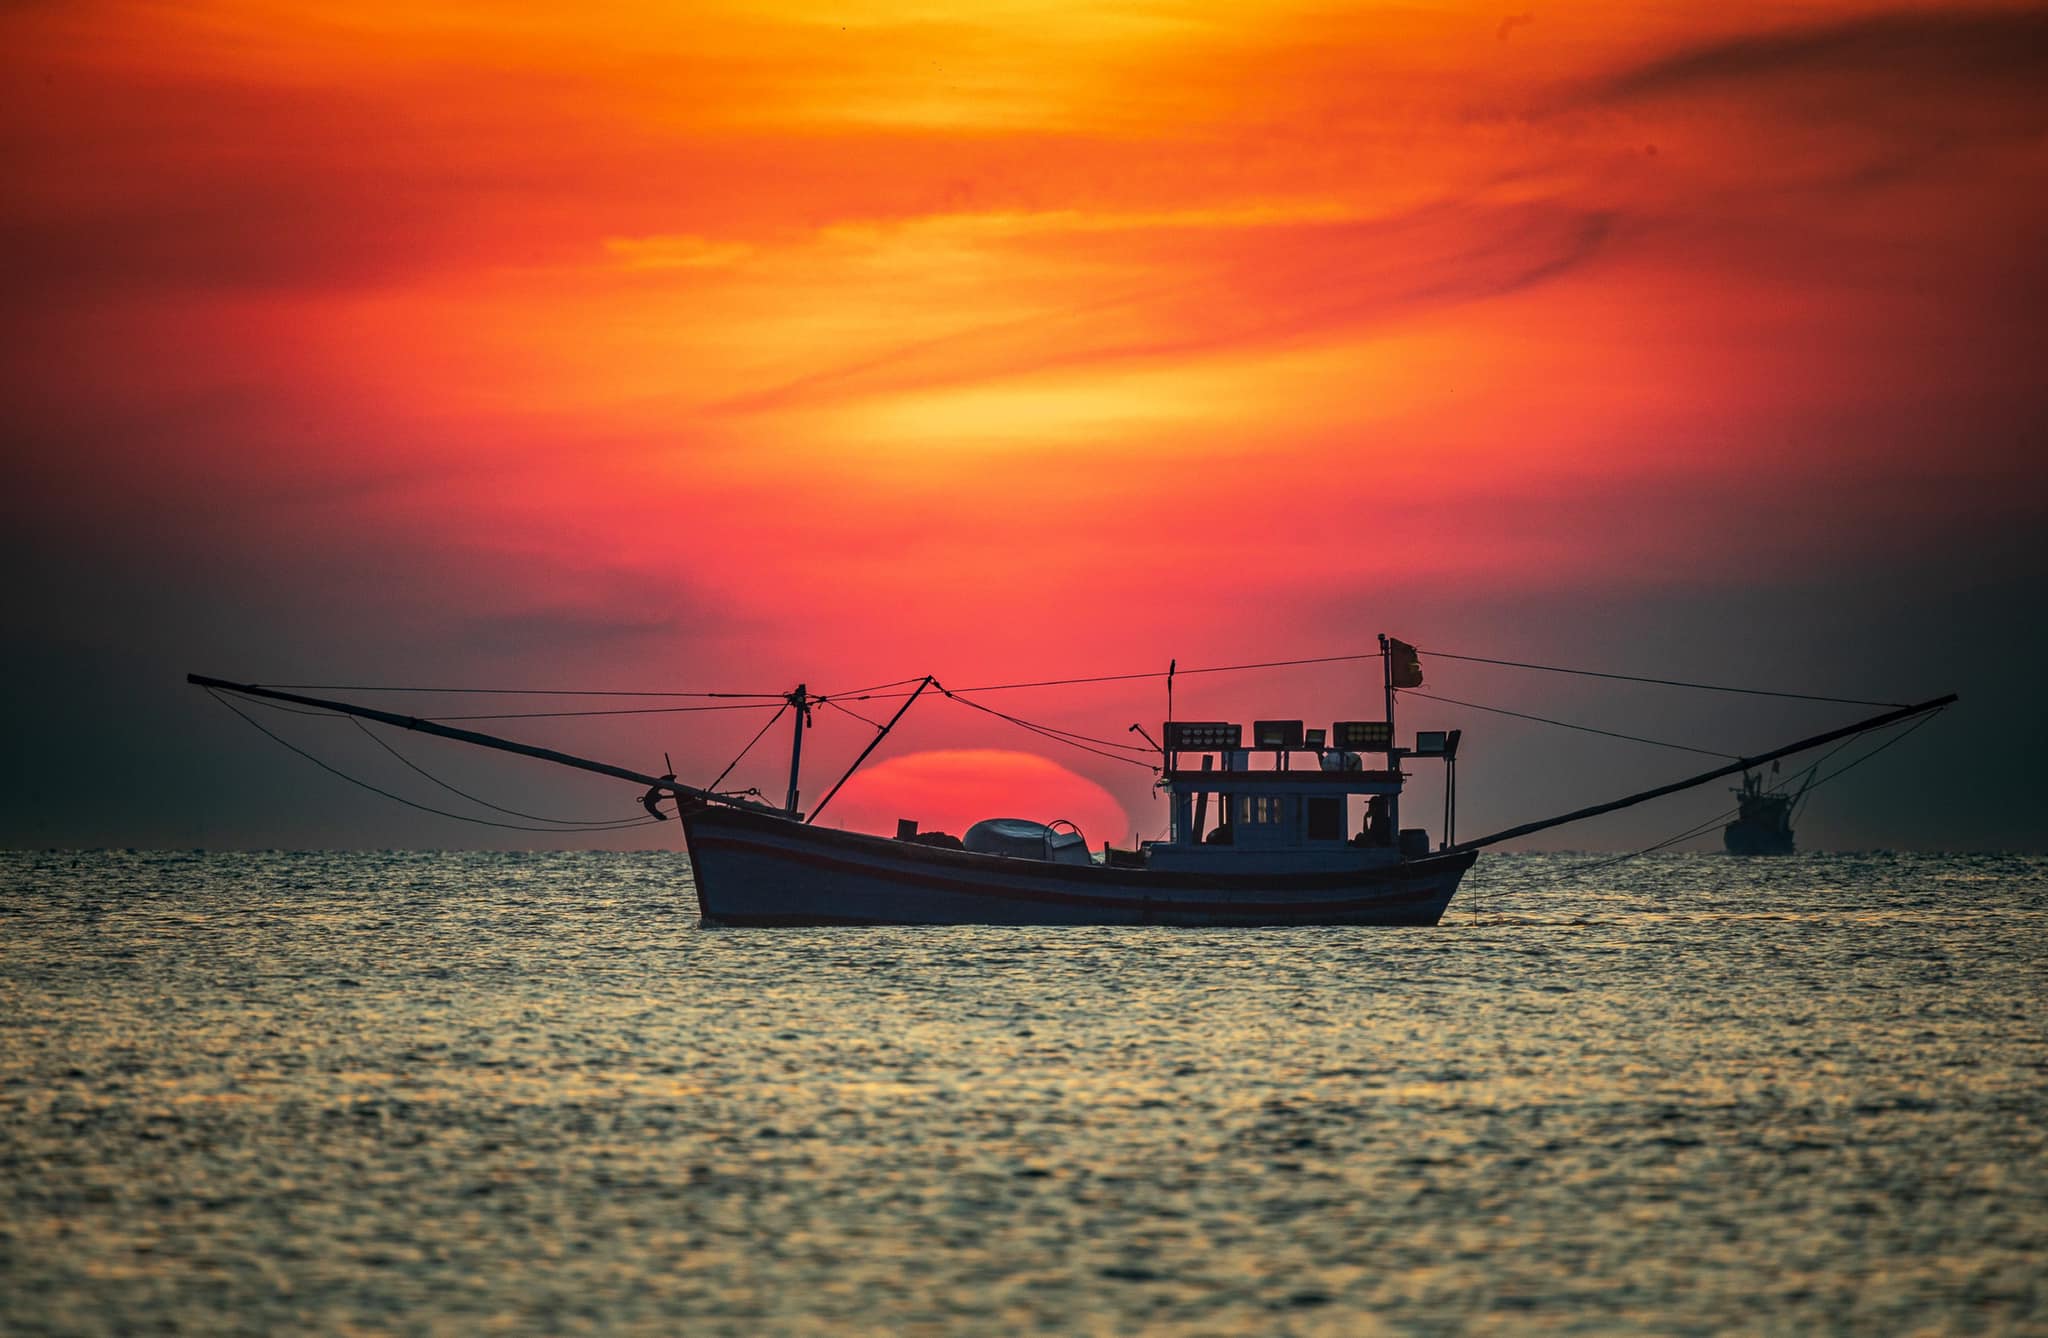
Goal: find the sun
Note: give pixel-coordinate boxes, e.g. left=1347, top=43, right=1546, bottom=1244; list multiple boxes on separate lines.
left=818, top=748, right=1133, bottom=847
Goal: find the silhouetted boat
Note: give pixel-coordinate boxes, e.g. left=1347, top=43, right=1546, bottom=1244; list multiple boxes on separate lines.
left=1724, top=771, right=1800, bottom=856
left=187, top=639, right=1953, bottom=927
left=679, top=802, right=1476, bottom=926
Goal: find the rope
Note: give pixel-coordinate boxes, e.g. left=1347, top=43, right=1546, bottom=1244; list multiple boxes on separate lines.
left=1396, top=688, right=1735, bottom=758
left=707, top=704, right=788, bottom=792
left=424, top=702, right=785, bottom=722
left=348, top=717, right=641, bottom=828
left=1556, top=807, right=1743, bottom=876
left=263, top=651, right=1385, bottom=707
left=206, top=691, right=660, bottom=833
left=1800, top=708, right=1943, bottom=801
left=261, top=647, right=1890, bottom=711
left=942, top=689, right=1157, bottom=756
left=1783, top=726, right=1871, bottom=822
left=935, top=686, right=1160, bottom=770
left=833, top=650, right=1389, bottom=700
left=817, top=675, right=929, bottom=699
left=1169, top=650, right=1386, bottom=681
left=1419, top=649, right=1905, bottom=707
left=820, top=698, right=886, bottom=731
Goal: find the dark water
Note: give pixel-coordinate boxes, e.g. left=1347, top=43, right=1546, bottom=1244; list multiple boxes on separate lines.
left=2, top=851, right=2043, bottom=1335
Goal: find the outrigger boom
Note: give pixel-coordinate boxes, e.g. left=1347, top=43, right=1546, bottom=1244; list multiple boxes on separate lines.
left=185, top=674, right=776, bottom=814
left=1450, top=694, right=1957, bottom=852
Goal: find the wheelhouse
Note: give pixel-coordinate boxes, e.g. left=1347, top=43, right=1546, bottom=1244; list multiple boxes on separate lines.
left=1147, top=718, right=1449, bottom=868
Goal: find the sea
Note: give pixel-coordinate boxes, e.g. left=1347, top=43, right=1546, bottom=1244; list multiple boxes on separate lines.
left=2, top=850, right=2043, bottom=1335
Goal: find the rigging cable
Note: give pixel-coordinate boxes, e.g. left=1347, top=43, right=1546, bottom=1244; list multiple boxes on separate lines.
left=706, top=703, right=789, bottom=793
left=1419, top=649, right=1905, bottom=707
left=206, top=690, right=661, bottom=833
left=827, top=650, right=1389, bottom=700
left=1395, top=688, right=1736, bottom=759
left=348, top=717, right=645, bottom=828
left=818, top=675, right=931, bottom=699
left=1779, top=710, right=1943, bottom=823
left=263, top=647, right=1887, bottom=709
left=819, top=698, right=886, bottom=731
left=940, top=688, right=1158, bottom=755
left=1556, top=709, right=1947, bottom=879
left=1461, top=711, right=1946, bottom=925
left=934, top=686, right=1160, bottom=770
left=961, top=650, right=1388, bottom=692
left=1785, top=736, right=1856, bottom=824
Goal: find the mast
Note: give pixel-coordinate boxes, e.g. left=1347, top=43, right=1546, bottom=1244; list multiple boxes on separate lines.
left=1165, top=659, right=1176, bottom=773
left=784, top=683, right=808, bottom=817
left=1451, top=693, right=1956, bottom=853
left=1380, top=632, right=1399, bottom=840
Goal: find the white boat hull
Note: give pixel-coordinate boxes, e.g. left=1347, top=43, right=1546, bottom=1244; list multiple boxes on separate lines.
left=680, top=804, right=1475, bottom=927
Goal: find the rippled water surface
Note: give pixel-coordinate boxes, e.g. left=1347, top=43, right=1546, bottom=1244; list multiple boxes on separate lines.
left=3, top=850, right=2044, bottom=1334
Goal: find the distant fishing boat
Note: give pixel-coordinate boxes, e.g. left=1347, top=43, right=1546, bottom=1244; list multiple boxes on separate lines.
left=1724, top=770, right=1803, bottom=856
left=188, top=637, right=1954, bottom=927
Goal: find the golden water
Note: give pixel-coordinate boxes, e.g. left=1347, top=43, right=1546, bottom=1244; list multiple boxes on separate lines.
left=3, top=851, right=2043, bottom=1333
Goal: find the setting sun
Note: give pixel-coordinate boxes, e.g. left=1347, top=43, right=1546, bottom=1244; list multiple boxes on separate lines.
left=814, top=748, right=1134, bottom=845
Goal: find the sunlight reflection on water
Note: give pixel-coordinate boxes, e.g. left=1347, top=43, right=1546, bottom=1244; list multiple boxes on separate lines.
left=2, top=850, right=2043, bottom=1333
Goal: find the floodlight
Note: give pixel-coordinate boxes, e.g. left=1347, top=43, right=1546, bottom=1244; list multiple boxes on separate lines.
left=1253, top=719, right=1305, bottom=750
left=1332, top=720, right=1393, bottom=751
left=1165, top=721, right=1241, bottom=752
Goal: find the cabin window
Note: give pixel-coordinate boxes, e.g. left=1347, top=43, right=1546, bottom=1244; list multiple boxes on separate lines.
left=1237, top=795, right=1286, bottom=825
left=1305, top=796, right=1343, bottom=840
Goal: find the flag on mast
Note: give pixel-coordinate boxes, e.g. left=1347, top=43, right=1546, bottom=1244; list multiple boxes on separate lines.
left=1389, top=638, right=1424, bottom=688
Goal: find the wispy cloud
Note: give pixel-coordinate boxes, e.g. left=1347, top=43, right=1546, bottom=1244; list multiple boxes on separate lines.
left=1598, top=9, right=2048, bottom=103
left=706, top=199, right=1614, bottom=414
left=1582, top=7, right=2048, bottom=192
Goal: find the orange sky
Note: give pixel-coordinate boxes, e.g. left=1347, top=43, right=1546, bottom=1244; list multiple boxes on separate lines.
left=4, top=1, right=2043, bottom=847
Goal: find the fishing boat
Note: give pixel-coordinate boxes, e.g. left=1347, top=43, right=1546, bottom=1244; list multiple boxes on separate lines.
left=1724, top=770, right=1801, bottom=856
left=187, top=637, right=1954, bottom=926
left=677, top=706, right=1476, bottom=926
